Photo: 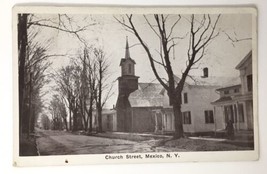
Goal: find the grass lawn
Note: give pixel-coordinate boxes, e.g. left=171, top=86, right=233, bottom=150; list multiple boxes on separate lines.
left=162, top=137, right=254, bottom=151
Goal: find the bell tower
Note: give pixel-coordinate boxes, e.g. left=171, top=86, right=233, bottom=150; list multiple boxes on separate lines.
left=116, top=37, right=139, bottom=132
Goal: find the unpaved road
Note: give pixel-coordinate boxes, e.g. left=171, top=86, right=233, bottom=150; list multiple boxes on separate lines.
left=36, top=129, right=173, bottom=155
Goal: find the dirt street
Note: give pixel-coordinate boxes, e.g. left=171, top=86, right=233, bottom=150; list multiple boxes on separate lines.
left=35, top=129, right=173, bottom=155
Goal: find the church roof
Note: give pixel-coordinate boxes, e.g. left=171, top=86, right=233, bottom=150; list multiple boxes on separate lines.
left=129, top=83, right=164, bottom=107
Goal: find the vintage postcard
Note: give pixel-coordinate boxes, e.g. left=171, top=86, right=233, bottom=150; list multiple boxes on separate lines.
left=13, top=6, right=258, bottom=166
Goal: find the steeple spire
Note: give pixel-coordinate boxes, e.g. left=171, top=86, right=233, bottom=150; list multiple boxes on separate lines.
left=125, top=36, right=130, bottom=59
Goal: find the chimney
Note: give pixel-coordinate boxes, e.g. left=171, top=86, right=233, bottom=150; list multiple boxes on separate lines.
left=202, top=67, right=208, bottom=78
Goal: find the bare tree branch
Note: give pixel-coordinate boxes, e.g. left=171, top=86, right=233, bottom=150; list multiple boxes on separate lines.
left=167, top=15, right=181, bottom=39
left=223, top=30, right=252, bottom=46
left=143, top=15, right=161, bottom=39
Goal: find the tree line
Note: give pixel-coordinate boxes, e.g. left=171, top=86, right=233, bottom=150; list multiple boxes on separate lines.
left=49, top=47, right=112, bottom=133
left=18, top=14, right=110, bottom=140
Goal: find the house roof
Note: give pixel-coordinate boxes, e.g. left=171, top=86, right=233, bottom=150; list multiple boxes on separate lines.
left=216, top=84, right=241, bottom=92
left=212, top=96, right=233, bottom=104
left=129, top=83, right=164, bottom=107
left=128, top=75, right=240, bottom=108
left=235, top=50, right=252, bottom=70
left=173, top=74, right=240, bottom=87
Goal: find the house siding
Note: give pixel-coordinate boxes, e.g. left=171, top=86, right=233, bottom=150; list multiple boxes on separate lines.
left=161, top=85, right=220, bottom=133
left=182, top=85, right=220, bottom=133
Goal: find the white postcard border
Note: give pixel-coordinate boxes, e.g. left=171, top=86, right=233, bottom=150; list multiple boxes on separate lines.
left=13, top=5, right=258, bottom=167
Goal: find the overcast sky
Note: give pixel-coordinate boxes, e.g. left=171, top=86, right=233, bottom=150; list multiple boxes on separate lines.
left=30, top=13, right=252, bottom=110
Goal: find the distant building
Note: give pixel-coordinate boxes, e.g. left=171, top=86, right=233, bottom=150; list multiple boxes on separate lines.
left=92, top=109, right=117, bottom=132
left=212, top=51, right=253, bottom=131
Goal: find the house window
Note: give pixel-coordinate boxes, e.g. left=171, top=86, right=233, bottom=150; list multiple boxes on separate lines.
left=234, top=88, right=239, bottom=93
left=106, top=114, right=112, bottom=130
left=183, top=93, right=188, bottom=104
left=238, top=103, right=245, bottom=123
left=182, top=111, right=191, bottom=124
left=204, top=110, right=214, bottom=124
left=128, top=64, right=131, bottom=74
left=224, top=90, right=229, bottom=95
left=247, top=74, right=253, bottom=92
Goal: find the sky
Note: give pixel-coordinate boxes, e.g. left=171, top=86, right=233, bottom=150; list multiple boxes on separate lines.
left=29, top=13, right=252, bottom=112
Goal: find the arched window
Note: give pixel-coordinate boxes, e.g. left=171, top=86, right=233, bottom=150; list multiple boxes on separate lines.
left=128, top=64, right=131, bottom=74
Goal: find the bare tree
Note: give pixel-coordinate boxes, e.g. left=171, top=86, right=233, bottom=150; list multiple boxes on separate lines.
left=85, top=50, right=97, bottom=133
left=19, top=29, right=52, bottom=136
left=53, top=64, right=77, bottom=131
left=115, top=14, right=220, bottom=138
left=78, top=48, right=98, bottom=133
left=49, top=95, right=68, bottom=130
left=18, top=13, right=95, bottom=137
left=223, top=30, right=252, bottom=47
left=74, top=47, right=113, bottom=133
left=93, top=48, right=113, bottom=133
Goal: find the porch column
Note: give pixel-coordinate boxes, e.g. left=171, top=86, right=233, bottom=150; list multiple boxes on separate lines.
left=154, top=112, right=158, bottom=133
left=243, top=101, right=248, bottom=130
left=236, top=102, right=240, bottom=131
left=222, top=105, right=226, bottom=129
left=162, top=113, right=166, bottom=132
left=213, top=106, right=217, bottom=136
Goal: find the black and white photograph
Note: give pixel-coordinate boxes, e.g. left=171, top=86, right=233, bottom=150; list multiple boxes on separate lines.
left=13, top=6, right=258, bottom=166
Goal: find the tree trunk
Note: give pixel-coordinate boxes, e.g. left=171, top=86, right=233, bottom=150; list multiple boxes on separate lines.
left=68, top=98, right=72, bottom=131
left=97, top=105, right=102, bottom=132
left=80, top=98, right=88, bottom=132
left=88, top=95, right=93, bottom=133
left=170, top=91, right=184, bottom=139
left=89, top=112, right=93, bottom=133
left=63, top=118, right=68, bottom=131
left=28, top=72, right=32, bottom=137
left=81, top=113, right=88, bottom=132
left=30, top=105, right=35, bottom=133
left=18, top=14, right=28, bottom=137
left=72, top=104, right=78, bottom=131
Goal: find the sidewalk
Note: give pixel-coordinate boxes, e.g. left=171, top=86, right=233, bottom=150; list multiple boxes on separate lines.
left=88, top=131, right=172, bottom=142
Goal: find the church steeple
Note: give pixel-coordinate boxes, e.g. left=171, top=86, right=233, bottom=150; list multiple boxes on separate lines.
left=125, top=36, right=130, bottom=59
left=119, top=36, right=136, bottom=76
left=116, top=36, right=139, bottom=132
